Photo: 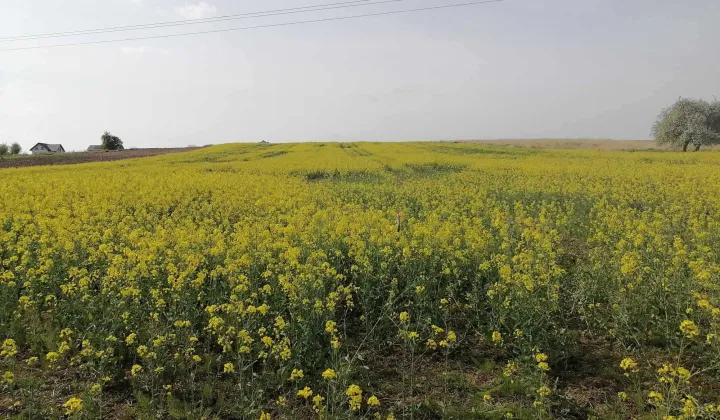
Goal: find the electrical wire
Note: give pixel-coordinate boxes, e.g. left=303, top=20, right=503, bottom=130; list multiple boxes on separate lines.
left=0, top=0, right=503, bottom=52
left=0, top=0, right=392, bottom=42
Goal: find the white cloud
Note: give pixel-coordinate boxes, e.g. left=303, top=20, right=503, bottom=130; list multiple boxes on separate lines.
left=175, top=2, right=217, bottom=19
left=121, top=46, right=152, bottom=55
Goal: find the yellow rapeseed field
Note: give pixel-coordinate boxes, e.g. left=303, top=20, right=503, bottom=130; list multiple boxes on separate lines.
left=1, top=142, right=719, bottom=419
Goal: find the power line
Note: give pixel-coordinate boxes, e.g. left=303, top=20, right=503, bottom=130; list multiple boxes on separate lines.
left=0, top=0, right=390, bottom=42
left=0, top=0, right=503, bottom=52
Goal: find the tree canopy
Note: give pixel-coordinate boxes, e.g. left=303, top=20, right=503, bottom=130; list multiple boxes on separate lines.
left=710, top=100, right=720, bottom=133
left=10, top=142, right=21, bottom=155
left=101, top=131, right=124, bottom=151
left=652, top=98, right=720, bottom=151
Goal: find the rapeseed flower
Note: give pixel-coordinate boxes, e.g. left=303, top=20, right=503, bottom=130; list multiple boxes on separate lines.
left=346, top=384, right=363, bottom=411
left=131, top=364, right=143, bottom=376
left=297, top=386, right=313, bottom=399
left=322, top=368, right=336, bottom=380
left=2, top=371, right=14, bottom=384
left=648, top=391, right=664, bottom=405
left=680, top=320, right=699, bottom=338
left=62, top=397, right=83, bottom=415
left=312, top=394, right=325, bottom=412
left=536, top=386, right=551, bottom=397
left=290, top=369, right=304, bottom=380
left=1, top=339, right=17, bottom=359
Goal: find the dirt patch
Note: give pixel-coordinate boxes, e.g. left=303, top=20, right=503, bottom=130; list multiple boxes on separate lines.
left=0, top=147, right=203, bottom=169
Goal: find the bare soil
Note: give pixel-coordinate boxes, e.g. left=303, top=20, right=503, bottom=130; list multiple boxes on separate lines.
left=0, top=147, right=203, bottom=169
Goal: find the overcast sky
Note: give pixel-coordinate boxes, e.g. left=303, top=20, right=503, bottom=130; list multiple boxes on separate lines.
left=1, top=0, right=719, bottom=151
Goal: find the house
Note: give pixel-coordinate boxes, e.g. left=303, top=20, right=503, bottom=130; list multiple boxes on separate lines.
left=29, top=143, right=66, bottom=155
left=87, top=145, right=104, bottom=152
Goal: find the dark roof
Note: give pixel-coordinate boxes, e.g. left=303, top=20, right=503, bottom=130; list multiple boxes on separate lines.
left=30, top=143, right=65, bottom=152
left=87, top=145, right=103, bottom=151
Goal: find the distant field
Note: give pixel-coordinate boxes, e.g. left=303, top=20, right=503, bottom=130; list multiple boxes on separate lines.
left=3, top=142, right=717, bottom=170
left=463, top=138, right=720, bottom=151
left=0, top=147, right=202, bottom=169
left=465, top=138, right=658, bottom=150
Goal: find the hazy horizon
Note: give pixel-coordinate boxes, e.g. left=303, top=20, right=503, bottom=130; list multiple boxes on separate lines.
left=2, top=0, right=719, bottom=152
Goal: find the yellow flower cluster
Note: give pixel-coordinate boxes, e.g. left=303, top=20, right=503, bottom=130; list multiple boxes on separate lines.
left=680, top=320, right=699, bottom=339
left=346, top=384, right=363, bottom=411
left=297, top=386, right=313, bottom=399
left=321, top=368, right=336, bottom=380
left=1, top=339, right=17, bottom=359
left=657, top=364, right=692, bottom=384
left=620, top=357, right=639, bottom=376
left=62, top=397, right=83, bottom=415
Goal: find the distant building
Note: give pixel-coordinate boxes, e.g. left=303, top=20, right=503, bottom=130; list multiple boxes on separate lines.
left=29, top=143, right=66, bottom=154
left=87, top=145, right=104, bottom=152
